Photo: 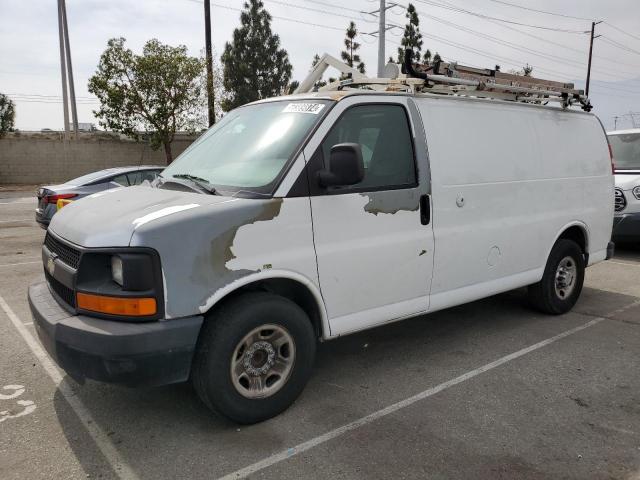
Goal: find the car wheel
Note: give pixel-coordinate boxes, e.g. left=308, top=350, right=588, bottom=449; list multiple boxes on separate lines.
left=192, top=292, right=316, bottom=424
left=527, top=239, right=585, bottom=315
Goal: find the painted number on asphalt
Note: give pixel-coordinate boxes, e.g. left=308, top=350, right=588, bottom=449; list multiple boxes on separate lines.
left=0, top=384, right=36, bottom=423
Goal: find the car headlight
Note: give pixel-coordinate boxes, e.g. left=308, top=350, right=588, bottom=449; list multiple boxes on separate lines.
left=633, top=186, right=640, bottom=200
left=111, top=255, right=124, bottom=286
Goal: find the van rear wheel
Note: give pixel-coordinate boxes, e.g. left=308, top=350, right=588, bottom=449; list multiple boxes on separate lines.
left=192, top=292, right=316, bottom=424
left=527, top=239, right=585, bottom=315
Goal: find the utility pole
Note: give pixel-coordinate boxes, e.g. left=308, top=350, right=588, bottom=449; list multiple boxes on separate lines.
left=377, top=0, right=386, bottom=77
left=369, top=1, right=399, bottom=77
left=61, top=0, right=78, bottom=138
left=204, top=0, right=215, bottom=126
left=57, top=0, right=70, bottom=141
left=585, top=20, right=602, bottom=97
left=614, top=116, right=619, bottom=130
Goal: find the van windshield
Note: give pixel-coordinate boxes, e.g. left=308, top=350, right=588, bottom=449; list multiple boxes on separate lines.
left=609, top=133, right=640, bottom=170
left=163, top=100, right=332, bottom=195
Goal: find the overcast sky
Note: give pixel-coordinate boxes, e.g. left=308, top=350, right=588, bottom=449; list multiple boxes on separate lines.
left=1, top=0, right=639, bottom=131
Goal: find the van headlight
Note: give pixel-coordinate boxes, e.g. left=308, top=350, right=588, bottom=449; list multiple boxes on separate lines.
left=633, top=186, right=640, bottom=200
left=111, top=255, right=124, bottom=286
left=76, top=249, right=164, bottom=320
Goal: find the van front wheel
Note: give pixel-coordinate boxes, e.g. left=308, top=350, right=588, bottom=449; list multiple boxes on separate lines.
left=527, top=239, right=585, bottom=315
left=192, top=292, right=316, bottom=424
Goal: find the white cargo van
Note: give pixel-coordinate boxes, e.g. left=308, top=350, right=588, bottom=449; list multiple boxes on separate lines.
left=29, top=55, right=614, bottom=423
left=608, top=128, right=640, bottom=242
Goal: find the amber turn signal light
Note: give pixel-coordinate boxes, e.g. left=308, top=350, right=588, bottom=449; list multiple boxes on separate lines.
left=76, top=292, right=157, bottom=316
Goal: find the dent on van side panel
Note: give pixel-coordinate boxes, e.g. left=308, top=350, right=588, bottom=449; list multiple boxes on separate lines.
left=417, top=97, right=610, bottom=301
left=129, top=197, right=320, bottom=320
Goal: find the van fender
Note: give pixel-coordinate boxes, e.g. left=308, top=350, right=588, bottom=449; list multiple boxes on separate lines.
left=542, top=220, right=590, bottom=269
left=197, top=269, right=330, bottom=339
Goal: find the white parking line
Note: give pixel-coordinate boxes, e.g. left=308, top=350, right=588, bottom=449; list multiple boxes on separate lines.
left=0, top=260, right=41, bottom=267
left=0, top=200, right=34, bottom=205
left=609, top=260, right=640, bottom=268
left=218, top=312, right=631, bottom=480
left=0, top=295, right=140, bottom=480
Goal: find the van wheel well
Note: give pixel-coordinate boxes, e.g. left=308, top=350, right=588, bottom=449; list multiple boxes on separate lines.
left=558, top=226, right=587, bottom=259
left=206, top=279, right=323, bottom=338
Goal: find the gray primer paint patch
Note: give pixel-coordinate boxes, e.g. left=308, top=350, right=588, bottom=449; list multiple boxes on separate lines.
left=361, top=189, right=419, bottom=215
left=131, top=198, right=284, bottom=319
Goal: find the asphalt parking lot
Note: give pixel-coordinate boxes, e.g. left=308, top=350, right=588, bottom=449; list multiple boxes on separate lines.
left=1, top=192, right=640, bottom=480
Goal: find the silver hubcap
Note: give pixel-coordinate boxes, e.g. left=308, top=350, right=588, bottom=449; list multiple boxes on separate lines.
left=555, top=256, right=577, bottom=299
left=230, top=324, right=295, bottom=399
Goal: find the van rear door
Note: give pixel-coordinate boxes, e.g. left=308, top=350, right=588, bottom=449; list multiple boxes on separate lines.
left=305, top=96, right=434, bottom=336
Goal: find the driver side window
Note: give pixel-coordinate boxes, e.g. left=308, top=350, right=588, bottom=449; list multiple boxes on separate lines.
left=321, top=104, right=416, bottom=190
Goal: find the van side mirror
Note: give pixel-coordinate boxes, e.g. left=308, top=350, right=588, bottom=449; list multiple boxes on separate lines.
left=317, top=143, right=365, bottom=187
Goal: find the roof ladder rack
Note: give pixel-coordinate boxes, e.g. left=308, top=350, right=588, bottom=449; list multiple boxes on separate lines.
left=295, top=50, right=592, bottom=112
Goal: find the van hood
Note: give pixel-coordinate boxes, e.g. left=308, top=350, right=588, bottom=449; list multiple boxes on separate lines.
left=48, top=185, right=240, bottom=247
left=615, top=172, right=640, bottom=191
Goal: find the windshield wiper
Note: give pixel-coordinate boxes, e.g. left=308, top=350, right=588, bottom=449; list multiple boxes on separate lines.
left=168, top=174, right=218, bottom=195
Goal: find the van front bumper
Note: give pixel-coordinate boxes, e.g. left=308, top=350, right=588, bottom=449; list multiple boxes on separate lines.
left=613, top=212, right=640, bottom=242
left=28, top=282, right=203, bottom=387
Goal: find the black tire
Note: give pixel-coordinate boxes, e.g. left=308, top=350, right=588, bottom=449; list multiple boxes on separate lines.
left=192, top=292, right=316, bottom=424
left=527, top=239, right=585, bottom=315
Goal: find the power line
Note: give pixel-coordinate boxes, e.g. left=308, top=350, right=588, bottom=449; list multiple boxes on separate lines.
left=600, top=37, right=640, bottom=57
left=483, top=0, right=592, bottom=21
left=298, top=0, right=366, bottom=15
left=184, top=0, right=345, bottom=31
left=412, top=0, right=590, bottom=33
left=603, top=21, right=640, bottom=43
left=263, top=0, right=354, bottom=20
left=408, top=14, right=589, bottom=68
left=479, top=17, right=640, bottom=72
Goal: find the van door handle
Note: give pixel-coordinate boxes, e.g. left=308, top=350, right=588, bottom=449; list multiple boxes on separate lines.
left=420, top=194, right=430, bottom=225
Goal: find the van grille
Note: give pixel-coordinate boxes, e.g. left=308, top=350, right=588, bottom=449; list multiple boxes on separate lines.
left=45, top=270, right=76, bottom=308
left=44, top=233, right=80, bottom=269
left=615, top=188, right=626, bottom=212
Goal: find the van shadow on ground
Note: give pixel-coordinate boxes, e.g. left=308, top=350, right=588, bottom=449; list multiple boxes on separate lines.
left=53, top=284, right=640, bottom=480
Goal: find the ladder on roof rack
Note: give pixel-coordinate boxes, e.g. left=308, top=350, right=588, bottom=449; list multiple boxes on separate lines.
left=294, top=50, right=592, bottom=112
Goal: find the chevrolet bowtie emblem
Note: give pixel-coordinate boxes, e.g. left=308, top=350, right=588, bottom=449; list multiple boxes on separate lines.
left=46, top=253, right=57, bottom=276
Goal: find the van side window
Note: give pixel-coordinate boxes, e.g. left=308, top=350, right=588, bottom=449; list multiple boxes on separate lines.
left=321, top=104, right=416, bottom=190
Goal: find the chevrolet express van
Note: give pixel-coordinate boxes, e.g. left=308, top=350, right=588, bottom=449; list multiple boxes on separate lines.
left=608, top=128, right=640, bottom=243
left=29, top=90, right=614, bottom=423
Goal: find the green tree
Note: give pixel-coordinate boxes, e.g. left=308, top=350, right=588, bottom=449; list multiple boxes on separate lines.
left=88, top=38, right=203, bottom=163
left=397, top=4, right=423, bottom=63
left=221, top=0, right=292, bottom=111
left=287, top=80, right=300, bottom=93
left=341, top=21, right=365, bottom=75
left=0, top=93, right=16, bottom=137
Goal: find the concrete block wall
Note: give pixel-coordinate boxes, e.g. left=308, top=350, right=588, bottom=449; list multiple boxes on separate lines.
left=0, top=132, right=197, bottom=184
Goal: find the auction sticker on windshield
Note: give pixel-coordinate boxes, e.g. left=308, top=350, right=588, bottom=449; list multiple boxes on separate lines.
left=283, top=103, right=326, bottom=114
